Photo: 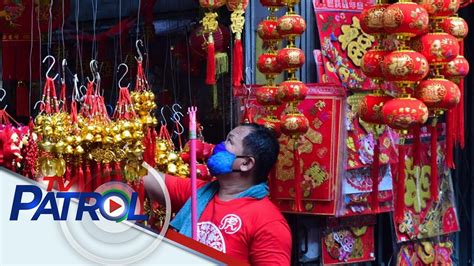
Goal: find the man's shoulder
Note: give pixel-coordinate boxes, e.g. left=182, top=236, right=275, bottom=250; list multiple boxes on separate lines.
left=244, top=197, right=287, bottom=224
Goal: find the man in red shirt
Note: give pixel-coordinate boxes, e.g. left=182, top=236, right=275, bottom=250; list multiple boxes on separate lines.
left=144, top=123, right=292, bottom=265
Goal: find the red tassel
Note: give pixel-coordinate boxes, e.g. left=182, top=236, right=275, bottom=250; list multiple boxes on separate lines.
left=446, top=110, right=455, bottom=169
left=205, top=35, right=216, bottom=85
left=459, top=78, right=465, bottom=149
left=293, top=142, right=303, bottom=212
left=395, top=143, right=406, bottom=222
left=412, top=126, right=421, bottom=166
left=370, top=137, right=380, bottom=213
left=102, top=163, right=111, bottom=184
left=93, top=162, right=102, bottom=191
left=430, top=123, right=439, bottom=201
left=112, top=162, right=122, bottom=182
left=76, top=164, right=84, bottom=192
left=84, top=163, right=92, bottom=192
left=232, top=38, right=243, bottom=87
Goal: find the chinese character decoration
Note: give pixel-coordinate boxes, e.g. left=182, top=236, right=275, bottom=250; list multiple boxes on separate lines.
left=199, top=0, right=226, bottom=85
left=276, top=0, right=309, bottom=213
left=227, top=0, right=249, bottom=87
left=256, top=0, right=285, bottom=135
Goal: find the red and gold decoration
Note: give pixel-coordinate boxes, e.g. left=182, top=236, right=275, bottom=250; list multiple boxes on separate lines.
left=228, top=0, right=249, bottom=87
left=199, top=0, right=226, bottom=85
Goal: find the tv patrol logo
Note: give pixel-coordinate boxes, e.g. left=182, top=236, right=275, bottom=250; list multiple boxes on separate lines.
left=10, top=176, right=147, bottom=222
left=8, top=164, right=172, bottom=264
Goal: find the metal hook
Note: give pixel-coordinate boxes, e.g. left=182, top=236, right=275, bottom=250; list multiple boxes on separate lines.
left=0, top=88, right=6, bottom=102
left=117, top=63, right=130, bottom=88
left=160, top=106, right=170, bottom=126
left=43, top=55, right=59, bottom=80
left=135, top=39, right=144, bottom=62
left=106, top=104, right=114, bottom=116
left=33, top=100, right=44, bottom=110
left=87, top=60, right=98, bottom=83
left=170, top=104, right=184, bottom=135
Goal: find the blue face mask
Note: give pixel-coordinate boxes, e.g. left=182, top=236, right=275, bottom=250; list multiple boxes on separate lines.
left=207, top=141, right=250, bottom=176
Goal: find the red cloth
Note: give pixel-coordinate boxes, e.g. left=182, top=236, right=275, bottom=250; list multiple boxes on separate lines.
left=165, top=174, right=292, bottom=266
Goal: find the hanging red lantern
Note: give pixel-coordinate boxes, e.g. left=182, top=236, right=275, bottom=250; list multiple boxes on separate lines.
left=412, top=33, right=459, bottom=66
left=259, top=0, right=285, bottom=8
left=256, top=85, right=282, bottom=106
left=416, top=78, right=460, bottom=111
left=277, top=80, right=308, bottom=104
left=257, top=19, right=281, bottom=42
left=277, top=47, right=305, bottom=72
left=361, top=49, right=390, bottom=80
left=257, top=53, right=282, bottom=80
left=381, top=50, right=429, bottom=84
left=188, top=24, right=230, bottom=59
left=382, top=97, right=429, bottom=130
left=199, top=0, right=226, bottom=8
left=276, top=14, right=306, bottom=40
left=441, top=55, right=470, bottom=82
left=383, top=2, right=429, bottom=38
left=256, top=116, right=282, bottom=137
left=358, top=94, right=393, bottom=124
left=361, top=3, right=389, bottom=35
left=280, top=112, right=309, bottom=137
left=413, top=0, right=460, bottom=17
left=440, top=16, right=468, bottom=40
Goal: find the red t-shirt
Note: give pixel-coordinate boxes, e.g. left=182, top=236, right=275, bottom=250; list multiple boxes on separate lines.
left=165, top=174, right=292, bottom=265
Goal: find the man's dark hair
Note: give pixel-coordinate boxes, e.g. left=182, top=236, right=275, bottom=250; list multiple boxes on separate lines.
left=241, top=123, right=280, bottom=184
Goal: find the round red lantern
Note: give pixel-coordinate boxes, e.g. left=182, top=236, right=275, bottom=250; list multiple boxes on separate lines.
left=412, top=33, right=459, bottom=66
left=278, top=80, right=308, bottom=103
left=257, top=19, right=281, bottom=42
left=257, top=53, right=281, bottom=79
left=256, top=85, right=282, bottom=106
left=358, top=94, right=393, bottom=124
left=361, top=3, right=389, bottom=35
left=189, top=24, right=230, bottom=59
left=441, top=55, right=470, bottom=81
left=382, top=50, right=429, bottom=84
left=416, top=78, right=460, bottom=111
left=277, top=47, right=305, bottom=72
left=383, top=2, right=429, bottom=38
left=280, top=112, right=309, bottom=137
left=276, top=14, right=306, bottom=40
left=226, top=0, right=249, bottom=10
left=260, top=0, right=285, bottom=8
left=199, top=0, right=226, bottom=8
left=256, top=116, right=282, bottom=137
left=413, top=0, right=460, bottom=17
left=441, top=16, right=468, bottom=40
left=361, top=49, right=390, bottom=80
left=382, top=97, right=429, bottom=130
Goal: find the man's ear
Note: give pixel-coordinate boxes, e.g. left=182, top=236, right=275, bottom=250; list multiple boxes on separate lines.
left=239, top=157, right=255, bottom=173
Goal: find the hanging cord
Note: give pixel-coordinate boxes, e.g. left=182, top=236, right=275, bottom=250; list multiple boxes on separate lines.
left=136, top=0, right=142, bottom=42
left=37, top=0, right=43, bottom=95
left=61, top=0, right=65, bottom=59
left=185, top=25, right=192, bottom=106
left=47, top=0, right=54, bottom=55
left=118, top=0, right=122, bottom=63
left=75, top=0, right=84, bottom=82
left=29, top=0, right=34, bottom=116
left=91, top=0, right=98, bottom=60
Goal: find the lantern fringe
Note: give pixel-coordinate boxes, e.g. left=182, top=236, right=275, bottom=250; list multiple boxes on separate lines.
left=232, top=38, right=243, bottom=87
left=102, top=163, right=112, bottom=184
left=412, top=126, right=421, bottom=166
left=446, top=109, right=455, bottom=169
left=459, top=78, right=465, bottom=149
left=112, top=162, right=122, bottom=182
left=93, top=162, right=102, bottom=191
left=206, top=35, right=216, bottom=85
left=84, top=163, right=92, bottom=192
left=76, top=164, right=84, bottom=192
left=294, top=141, right=303, bottom=212
left=395, top=143, right=406, bottom=223
left=430, top=123, right=439, bottom=202
left=370, top=136, right=380, bottom=213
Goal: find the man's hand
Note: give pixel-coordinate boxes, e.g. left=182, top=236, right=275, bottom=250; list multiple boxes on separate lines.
left=142, top=162, right=166, bottom=205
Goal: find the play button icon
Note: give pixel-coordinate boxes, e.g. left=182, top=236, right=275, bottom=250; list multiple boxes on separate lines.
left=109, top=199, right=122, bottom=213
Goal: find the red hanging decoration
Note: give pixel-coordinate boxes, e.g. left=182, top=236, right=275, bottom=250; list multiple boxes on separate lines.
left=206, top=37, right=216, bottom=85
left=293, top=141, right=303, bottom=212
left=232, top=39, right=243, bottom=86
left=370, top=138, right=380, bottom=213
left=430, top=123, right=439, bottom=201
left=395, top=143, right=406, bottom=223
left=227, top=0, right=247, bottom=87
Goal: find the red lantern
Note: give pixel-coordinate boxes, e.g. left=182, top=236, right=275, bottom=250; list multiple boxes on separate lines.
left=276, top=14, right=306, bottom=39
left=256, top=85, right=282, bottom=106
left=278, top=80, right=308, bottom=103
left=382, top=50, right=429, bottom=84
left=441, top=55, right=470, bottom=81
left=360, top=3, right=389, bottom=35
left=361, top=49, right=390, bottom=80
left=416, top=78, right=460, bottom=111
left=280, top=112, right=309, bottom=137
left=257, top=19, right=281, bottom=41
left=382, top=97, right=429, bottom=130
left=257, top=53, right=281, bottom=77
left=226, top=0, right=249, bottom=10
left=256, top=116, right=282, bottom=137
left=383, top=2, right=429, bottom=38
left=277, top=47, right=305, bottom=72
left=199, top=0, right=226, bottom=8
left=358, top=94, right=393, bottom=124
left=413, top=0, right=460, bottom=17
left=259, top=0, right=285, bottom=7
left=412, top=33, right=459, bottom=66
left=188, top=24, right=230, bottom=59
left=441, top=17, right=468, bottom=40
